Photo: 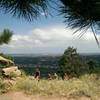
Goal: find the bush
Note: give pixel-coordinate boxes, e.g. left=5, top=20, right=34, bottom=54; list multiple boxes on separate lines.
left=0, top=79, right=11, bottom=94
left=59, top=47, right=84, bottom=78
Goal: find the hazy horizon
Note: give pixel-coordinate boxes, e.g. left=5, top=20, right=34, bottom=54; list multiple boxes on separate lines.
left=6, top=52, right=100, bottom=56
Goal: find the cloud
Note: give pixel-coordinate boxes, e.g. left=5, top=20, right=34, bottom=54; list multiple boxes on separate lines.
left=1, top=26, right=100, bottom=54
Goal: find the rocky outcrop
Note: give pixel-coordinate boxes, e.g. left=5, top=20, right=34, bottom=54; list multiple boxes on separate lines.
left=0, top=56, right=14, bottom=66
left=2, top=66, right=21, bottom=78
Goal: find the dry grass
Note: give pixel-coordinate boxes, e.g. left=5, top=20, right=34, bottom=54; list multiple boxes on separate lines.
left=0, top=74, right=100, bottom=99
left=10, top=74, right=100, bottom=100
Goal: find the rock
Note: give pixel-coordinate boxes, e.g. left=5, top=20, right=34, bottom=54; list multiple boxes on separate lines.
left=11, top=77, right=17, bottom=81
left=16, top=77, right=22, bottom=80
left=3, top=79, right=16, bottom=86
left=0, top=56, right=14, bottom=66
left=2, top=66, right=21, bottom=77
left=2, top=66, right=17, bottom=73
left=28, top=76, right=35, bottom=80
left=14, top=70, right=22, bottom=76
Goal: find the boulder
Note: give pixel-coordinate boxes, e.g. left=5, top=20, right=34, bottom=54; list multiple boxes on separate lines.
left=28, top=76, right=35, bottom=80
left=13, top=70, right=21, bottom=76
left=2, top=66, right=21, bottom=77
left=3, top=79, right=16, bottom=86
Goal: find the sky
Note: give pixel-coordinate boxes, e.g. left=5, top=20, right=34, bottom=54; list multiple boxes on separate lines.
left=0, top=4, right=100, bottom=54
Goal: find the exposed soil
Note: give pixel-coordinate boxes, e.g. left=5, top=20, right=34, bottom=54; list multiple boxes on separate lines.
left=0, top=92, right=90, bottom=100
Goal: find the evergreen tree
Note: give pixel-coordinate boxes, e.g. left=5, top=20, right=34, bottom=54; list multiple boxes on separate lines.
left=0, top=29, right=13, bottom=45
left=87, top=60, right=98, bottom=73
left=0, top=0, right=48, bottom=21
left=60, top=0, right=100, bottom=45
left=59, top=47, right=83, bottom=77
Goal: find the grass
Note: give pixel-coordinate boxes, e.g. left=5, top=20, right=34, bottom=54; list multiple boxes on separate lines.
left=0, top=74, right=100, bottom=100
left=10, top=74, right=100, bottom=99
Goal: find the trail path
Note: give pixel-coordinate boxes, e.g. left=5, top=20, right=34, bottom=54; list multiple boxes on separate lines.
left=0, top=92, right=90, bottom=100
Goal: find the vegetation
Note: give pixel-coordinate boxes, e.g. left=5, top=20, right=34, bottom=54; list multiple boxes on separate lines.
left=0, top=29, right=13, bottom=45
left=0, top=0, right=99, bottom=44
left=0, top=78, right=11, bottom=93
left=0, top=29, right=13, bottom=69
left=0, top=49, right=100, bottom=99
left=86, top=60, right=99, bottom=74
left=0, top=0, right=100, bottom=99
left=59, top=47, right=100, bottom=78
left=59, top=47, right=84, bottom=77
left=0, top=0, right=48, bottom=21
left=0, top=53, right=13, bottom=61
left=0, top=74, right=100, bottom=99
left=0, top=0, right=100, bottom=45
left=60, top=0, right=100, bottom=44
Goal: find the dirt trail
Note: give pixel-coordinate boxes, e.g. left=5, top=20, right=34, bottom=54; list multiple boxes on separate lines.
left=0, top=92, right=67, bottom=100
left=0, top=92, right=90, bottom=100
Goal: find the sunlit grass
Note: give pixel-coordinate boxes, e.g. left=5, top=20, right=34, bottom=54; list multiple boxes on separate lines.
left=10, top=74, right=100, bottom=99
left=0, top=74, right=100, bottom=99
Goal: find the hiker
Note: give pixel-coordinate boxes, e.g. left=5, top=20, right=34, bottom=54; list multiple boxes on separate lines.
left=48, top=73, right=52, bottom=80
left=34, top=67, right=40, bottom=80
left=64, top=73, right=69, bottom=80
left=53, top=73, right=58, bottom=80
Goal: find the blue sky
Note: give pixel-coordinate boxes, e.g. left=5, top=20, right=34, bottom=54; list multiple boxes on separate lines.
left=0, top=4, right=100, bottom=54
left=0, top=10, right=63, bottom=33
left=0, top=1, right=63, bottom=34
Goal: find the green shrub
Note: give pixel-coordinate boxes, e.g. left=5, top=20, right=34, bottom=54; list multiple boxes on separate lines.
left=59, top=47, right=85, bottom=78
